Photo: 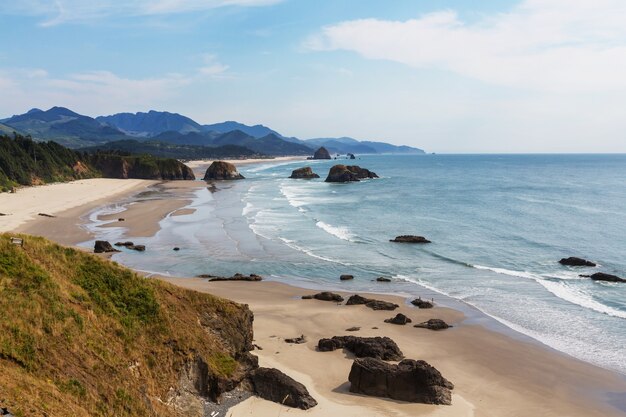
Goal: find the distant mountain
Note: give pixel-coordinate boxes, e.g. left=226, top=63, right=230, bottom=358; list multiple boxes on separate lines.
left=305, top=137, right=424, bottom=155
left=82, top=139, right=262, bottom=160
left=97, top=110, right=204, bottom=137
left=208, top=130, right=312, bottom=156
left=2, top=107, right=127, bottom=148
left=0, top=122, right=21, bottom=136
left=152, top=130, right=218, bottom=147
left=202, top=121, right=280, bottom=138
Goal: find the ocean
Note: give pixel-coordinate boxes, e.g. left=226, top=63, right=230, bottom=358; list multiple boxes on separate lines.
left=84, top=154, right=626, bottom=375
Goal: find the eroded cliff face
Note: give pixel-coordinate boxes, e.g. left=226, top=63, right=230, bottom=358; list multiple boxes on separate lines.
left=89, top=154, right=195, bottom=180
left=0, top=234, right=253, bottom=417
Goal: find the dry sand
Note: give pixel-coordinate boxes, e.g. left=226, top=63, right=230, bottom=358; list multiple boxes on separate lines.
left=160, top=278, right=626, bottom=417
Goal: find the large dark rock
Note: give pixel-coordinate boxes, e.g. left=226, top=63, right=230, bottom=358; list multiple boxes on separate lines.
left=309, top=292, right=344, bottom=302
left=199, top=273, right=263, bottom=282
left=390, top=235, right=431, bottom=243
left=324, top=165, right=378, bottom=183
left=203, top=161, right=244, bottom=180
left=289, top=167, right=320, bottom=179
left=250, top=367, right=317, bottom=409
left=385, top=313, right=412, bottom=325
left=376, top=277, right=391, bottom=282
left=348, top=357, right=454, bottom=405
left=340, top=274, right=354, bottom=281
left=317, top=336, right=403, bottom=361
left=414, top=319, right=451, bottom=330
left=348, top=153, right=356, bottom=160
left=312, top=147, right=331, bottom=160
left=587, top=272, right=626, bottom=283
left=411, top=298, right=434, bottom=309
left=346, top=294, right=399, bottom=311
left=559, top=257, right=596, bottom=267
left=94, top=240, right=120, bottom=253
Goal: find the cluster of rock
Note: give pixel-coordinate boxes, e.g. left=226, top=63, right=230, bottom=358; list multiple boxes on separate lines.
left=114, top=241, right=146, bottom=252
left=558, top=256, right=625, bottom=283
left=411, top=297, right=434, bottom=309
left=301, top=291, right=344, bottom=302
left=325, top=165, right=378, bottom=182
left=203, top=161, right=244, bottom=180
left=390, top=235, right=431, bottom=243
left=346, top=294, right=399, bottom=311
left=318, top=336, right=404, bottom=361
left=198, top=273, right=263, bottom=282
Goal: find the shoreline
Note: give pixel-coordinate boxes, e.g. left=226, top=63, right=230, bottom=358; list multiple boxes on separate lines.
left=7, top=159, right=626, bottom=416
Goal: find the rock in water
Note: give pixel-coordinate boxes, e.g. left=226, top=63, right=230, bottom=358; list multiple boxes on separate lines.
left=348, top=153, right=356, bottom=159
left=325, top=165, right=379, bottom=183
left=390, top=235, right=431, bottom=243
left=203, top=161, right=244, bottom=180
left=414, top=319, right=451, bottom=330
left=411, top=298, right=434, bottom=309
left=340, top=274, right=354, bottom=281
left=317, top=336, right=403, bottom=360
left=94, top=240, right=120, bottom=253
left=312, top=147, right=331, bottom=160
left=559, top=257, right=596, bottom=267
left=289, top=167, right=320, bottom=179
left=348, top=357, right=454, bottom=405
left=376, top=277, right=391, bottom=282
left=250, top=368, right=318, bottom=409
left=588, top=272, right=626, bottom=283
left=385, top=313, right=412, bottom=325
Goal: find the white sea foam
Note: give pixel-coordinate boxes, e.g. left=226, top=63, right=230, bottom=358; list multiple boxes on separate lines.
left=315, top=221, right=356, bottom=242
left=242, top=202, right=254, bottom=216
left=279, top=237, right=352, bottom=266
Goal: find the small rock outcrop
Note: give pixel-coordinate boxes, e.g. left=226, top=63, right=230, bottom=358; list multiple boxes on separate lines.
left=559, top=257, right=596, bottom=267
left=199, top=273, right=263, bottom=282
left=348, top=357, right=454, bottom=405
left=411, top=298, right=434, bottom=309
left=203, top=161, right=244, bottom=180
left=285, top=335, right=307, bottom=344
left=385, top=313, right=412, bottom=325
left=340, top=274, right=354, bottom=281
left=317, top=336, right=403, bottom=361
left=94, top=240, right=120, bottom=253
left=325, top=165, right=379, bottom=183
left=376, top=277, right=391, bottom=282
left=414, top=319, right=451, bottom=330
left=289, top=167, right=320, bottom=179
left=250, top=367, right=318, bottom=409
left=311, top=147, right=331, bottom=160
left=346, top=294, right=399, bottom=311
left=390, top=235, right=431, bottom=243
left=114, top=241, right=145, bottom=251
left=587, top=272, right=626, bottom=283
left=303, top=292, right=344, bottom=302
left=348, top=153, right=356, bottom=160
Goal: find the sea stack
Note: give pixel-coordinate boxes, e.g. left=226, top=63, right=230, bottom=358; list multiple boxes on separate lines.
left=203, top=161, right=244, bottom=180
left=325, top=165, right=378, bottom=182
left=289, top=167, right=320, bottom=179
left=312, top=147, right=331, bottom=160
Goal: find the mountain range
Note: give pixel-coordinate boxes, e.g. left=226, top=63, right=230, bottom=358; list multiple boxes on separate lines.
left=1, top=107, right=425, bottom=156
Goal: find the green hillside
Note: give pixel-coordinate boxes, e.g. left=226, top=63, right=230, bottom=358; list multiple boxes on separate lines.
left=0, top=234, right=255, bottom=417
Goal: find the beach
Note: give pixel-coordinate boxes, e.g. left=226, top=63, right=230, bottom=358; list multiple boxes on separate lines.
left=5, top=157, right=626, bottom=417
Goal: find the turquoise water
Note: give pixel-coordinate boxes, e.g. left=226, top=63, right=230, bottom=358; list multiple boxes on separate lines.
left=86, top=154, right=626, bottom=374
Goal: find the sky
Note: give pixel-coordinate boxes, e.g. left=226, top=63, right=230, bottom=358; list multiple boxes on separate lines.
left=1, top=0, right=626, bottom=152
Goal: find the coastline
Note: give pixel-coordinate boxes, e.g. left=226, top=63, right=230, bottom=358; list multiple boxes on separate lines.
left=6, top=159, right=626, bottom=416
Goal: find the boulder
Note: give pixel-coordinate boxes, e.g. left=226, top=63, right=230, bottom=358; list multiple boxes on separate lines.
left=200, top=273, right=263, bottom=282
left=340, top=274, right=354, bottom=281
left=411, top=298, right=434, bottom=309
left=346, top=294, right=399, bottom=311
left=94, top=240, right=120, bottom=254
left=414, top=319, right=451, bottom=330
left=289, top=167, right=320, bottom=179
left=324, top=165, right=379, bottom=183
left=310, top=292, right=344, bottom=302
left=250, top=367, right=317, bottom=409
left=203, top=161, right=244, bottom=180
left=346, top=326, right=361, bottom=332
left=385, top=313, right=412, bottom=325
left=390, top=235, right=431, bottom=243
left=312, top=147, right=331, bottom=160
left=173, top=247, right=180, bottom=251
left=559, top=257, right=596, bottom=267
left=317, top=336, right=403, bottom=361
left=376, top=277, right=391, bottom=282
left=348, top=357, right=454, bottom=405
left=587, top=272, right=626, bottom=283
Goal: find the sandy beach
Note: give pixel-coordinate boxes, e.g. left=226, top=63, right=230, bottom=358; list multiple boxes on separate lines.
left=5, top=161, right=626, bottom=417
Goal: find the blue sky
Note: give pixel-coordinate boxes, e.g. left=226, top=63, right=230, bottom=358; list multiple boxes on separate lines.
left=2, top=0, right=626, bottom=152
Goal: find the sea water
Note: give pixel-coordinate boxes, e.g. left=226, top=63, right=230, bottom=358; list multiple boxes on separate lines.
left=85, top=154, right=626, bottom=374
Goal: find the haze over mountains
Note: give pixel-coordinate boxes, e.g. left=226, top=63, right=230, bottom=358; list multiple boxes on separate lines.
left=1, top=107, right=425, bottom=156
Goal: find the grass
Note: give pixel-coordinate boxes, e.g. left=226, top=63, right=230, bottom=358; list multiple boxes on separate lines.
left=0, top=234, right=254, bottom=416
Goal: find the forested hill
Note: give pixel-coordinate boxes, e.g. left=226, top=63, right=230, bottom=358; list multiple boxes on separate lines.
left=0, top=134, right=195, bottom=192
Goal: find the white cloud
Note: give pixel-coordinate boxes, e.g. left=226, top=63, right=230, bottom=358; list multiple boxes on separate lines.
left=306, top=0, right=626, bottom=92
left=1, top=0, right=284, bottom=26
